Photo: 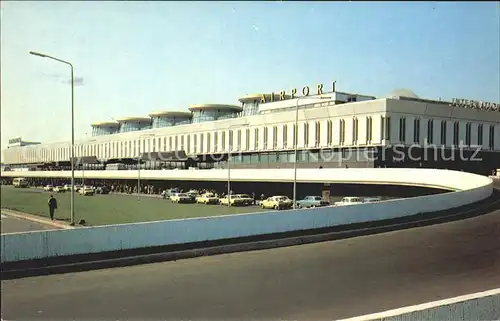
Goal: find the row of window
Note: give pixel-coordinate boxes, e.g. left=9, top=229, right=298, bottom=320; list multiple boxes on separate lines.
left=17, top=117, right=498, bottom=163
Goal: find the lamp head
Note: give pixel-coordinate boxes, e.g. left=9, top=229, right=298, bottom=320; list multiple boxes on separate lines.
left=29, top=51, right=47, bottom=58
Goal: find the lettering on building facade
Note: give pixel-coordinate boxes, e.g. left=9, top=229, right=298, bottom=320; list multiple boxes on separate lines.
left=451, top=98, right=499, bottom=112
left=261, top=81, right=337, bottom=103
left=8, top=137, right=22, bottom=145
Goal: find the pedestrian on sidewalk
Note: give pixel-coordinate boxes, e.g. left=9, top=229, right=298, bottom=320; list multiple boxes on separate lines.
left=48, top=194, right=58, bottom=221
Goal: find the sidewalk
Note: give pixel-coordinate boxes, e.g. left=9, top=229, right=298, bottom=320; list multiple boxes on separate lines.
left=0, top=208, right=75, bottom=230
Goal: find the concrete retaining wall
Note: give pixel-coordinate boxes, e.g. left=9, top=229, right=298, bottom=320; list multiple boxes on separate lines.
left=339, top=288, right=500, bottom=321
left=0, top=168, right=491, bottom=191
left=1, top=169, right=493, bottom=263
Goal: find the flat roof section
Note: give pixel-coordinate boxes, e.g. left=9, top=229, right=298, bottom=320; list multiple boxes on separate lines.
left=238, top=93, right=292, bottom=102
left=115, top=117, right=152, bottom=123
left=188, top=104, right=243, bottom=112
left=148, top=111, right=193, bottom=118
left=91, top=121, right=120, bottom=128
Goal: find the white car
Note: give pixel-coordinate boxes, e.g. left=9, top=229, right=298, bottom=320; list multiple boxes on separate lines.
left=196, top=193, right=220, bottom=204
left=170, top=193, right=195, bottom=203
left=79, top=186, right=95, bottom=196
left=53, top=186, right=66, bottom=193
left=334, top=197, right=365, bottom=206
left=43, top=185, right=54, bottom=191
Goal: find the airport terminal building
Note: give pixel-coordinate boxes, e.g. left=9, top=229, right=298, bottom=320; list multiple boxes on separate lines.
left=2, top=83, right=500, bottom=175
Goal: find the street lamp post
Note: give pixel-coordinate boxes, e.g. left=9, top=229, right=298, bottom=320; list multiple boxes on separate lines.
left=138, top=133, right=155, bottom=202
left=30, top=51, right=76, bottom=225
left=227, top=123, right=249, bottom=207
left=293, top=96, right=331, bottom=209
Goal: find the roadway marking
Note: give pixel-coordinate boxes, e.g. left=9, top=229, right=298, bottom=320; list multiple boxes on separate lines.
left=337, top=288, right=500, bottom=321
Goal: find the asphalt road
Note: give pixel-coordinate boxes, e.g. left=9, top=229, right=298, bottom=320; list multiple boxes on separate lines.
left=2, top=208, right=499, bottom=321
left=0, top=214, right=55, bottom=234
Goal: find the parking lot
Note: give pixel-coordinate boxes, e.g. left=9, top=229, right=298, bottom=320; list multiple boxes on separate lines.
left=0, top=186, right=269, bottom=226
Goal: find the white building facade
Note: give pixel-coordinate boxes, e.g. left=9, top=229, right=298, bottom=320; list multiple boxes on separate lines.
left=2, top=88, right=500, bottom=175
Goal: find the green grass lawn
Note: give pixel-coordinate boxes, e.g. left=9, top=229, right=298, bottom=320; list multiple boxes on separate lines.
left=0, top=186, right=267, bottom=226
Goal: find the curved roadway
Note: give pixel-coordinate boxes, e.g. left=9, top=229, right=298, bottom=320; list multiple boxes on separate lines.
left=2, top=204, right=499, bottom=320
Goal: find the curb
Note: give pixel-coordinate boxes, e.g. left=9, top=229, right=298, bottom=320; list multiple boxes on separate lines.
left=0, top=209, right=75, bottom=230
left=2, top=193, right=499, bottom=280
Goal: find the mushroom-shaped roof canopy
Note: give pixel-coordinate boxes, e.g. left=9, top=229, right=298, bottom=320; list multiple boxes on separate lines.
left=115, top=117, right=152, bottom=123
left=188, top=104, right=242, bottom=112
left=90, top=121, right=120, bottom=128
left=148, top=111, right=193, bottom=118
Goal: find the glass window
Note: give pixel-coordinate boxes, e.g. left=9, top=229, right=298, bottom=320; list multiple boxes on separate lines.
left=260, top=153, right=269, bottom=163
left=441, top=120, right=447, bottom=145
left=304, top=123, right=309, bottom=146
left=278, top=152, right=288, bottom=163
left=315, top=121, right=321, bottom=146
left=245, top=128, right=250, bottom=151
left=263, top=127, right=268, bottom=149
left=251, top=153, right=260, bottom=163
left=478, top=124, right=483, bottom=146
left=399, top=118, right=406, bottom=142
left=489, top=125, right=495, bottom=150
left=453, top=122, right=459, bottom=146
left=339, top=120, right=345, bottom=144
left=237, top=130, right=242, bottom=150
left=413, top=119, right=420, bottom=143
left=272, top=126, right=278, bottom=148
left=283, top=125, right=288, bottom=148
left=268, top=152, right=278, bottom=163
left=428, top=120, right=434, bottom=144
left=299, top=151, right=308, bottom=162
left=309, top=151, right=319, bottom=163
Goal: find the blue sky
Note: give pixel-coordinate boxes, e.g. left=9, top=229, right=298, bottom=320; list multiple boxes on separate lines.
left=1, top=1, right=499, bottom=156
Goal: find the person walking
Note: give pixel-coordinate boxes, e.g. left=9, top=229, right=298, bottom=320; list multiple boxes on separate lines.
left=48, top=194, right=58, bottom=221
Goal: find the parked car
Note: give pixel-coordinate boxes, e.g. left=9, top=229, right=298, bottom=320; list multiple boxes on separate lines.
left=363, top=197, right=382, bottom=203
left=196, top=193, right=220, bottom=205
left=334, top=197, right=364, bottom=206
left=186, top=191, right=199, bottom=199
left=296, top=196, right=329, bottom=208
left=170, top=193, right=195, bottom=203
left=79, top=186, right=95, bottom=196
left=53, top=186, right=66, bottom=193
left=95, top=186, right=110, bottom=194
left=233, top=194, right=254, bottom=206
left=261, top=195, right=294, bottom=210
left=43, top=184, right=54, bottom=191
left=219, top=194, right=252, bottom=206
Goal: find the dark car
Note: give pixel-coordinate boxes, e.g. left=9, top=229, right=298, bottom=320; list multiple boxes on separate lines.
left=96, top=186, right=110, bottom=194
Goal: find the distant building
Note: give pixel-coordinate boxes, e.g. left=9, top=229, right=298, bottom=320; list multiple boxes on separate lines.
left=6, top=137, right=41, bottom=149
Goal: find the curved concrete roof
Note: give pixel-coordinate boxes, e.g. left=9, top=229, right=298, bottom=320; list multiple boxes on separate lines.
left=238, top=93, right=292, bottom=102
left=91, top=121, right=120, bottom=128
left=115, top=117, right=151, bottom=123
left=148, top=111, right=193, bottom=118
left=387, top=88, right=420, bottom=99
left=188, top=104, right=243, bottom=112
